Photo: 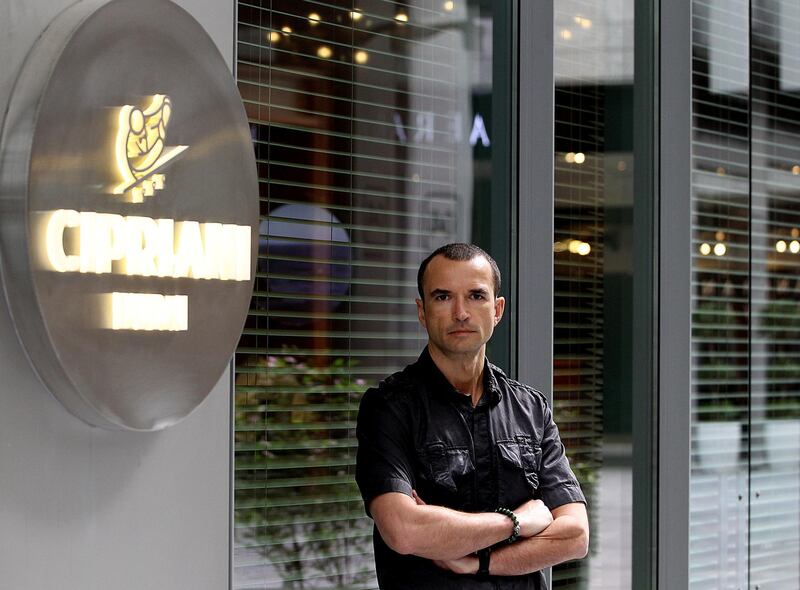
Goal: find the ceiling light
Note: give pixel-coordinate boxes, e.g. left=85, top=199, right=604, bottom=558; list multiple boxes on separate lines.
left=776, top=240, right=788, bottom=253
left=565, top=152, right=575, bottom=163
left=281, top=26, right=292, bottom=35
left=791, top=240, right=800, bottom=254
left=573, top=152, right=586, bottom=164
left=350, top=9, right=363, bottom=21
left=317, top=45, right=332, bottom=59
left=269, top=31, right=280, bottom=43
left=308, top=12, right=321, bottom=25
left=354, top=50, right=368, bottom=64
left=395, top=12, right=409, bottom=23
left=560, top=29, right=573, bottom=40
left=444, top=1, right=455, bottom=11
left=713, top=243, right=726, bottom=256
left=700, top=243, right=712, bottom=256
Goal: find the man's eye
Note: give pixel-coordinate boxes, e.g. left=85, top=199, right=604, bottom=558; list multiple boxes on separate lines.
left=471, top=293, right=486, bottom=300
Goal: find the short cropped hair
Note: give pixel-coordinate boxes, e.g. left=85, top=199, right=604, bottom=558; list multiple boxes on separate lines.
left=417, top=243, right=501, bottom=300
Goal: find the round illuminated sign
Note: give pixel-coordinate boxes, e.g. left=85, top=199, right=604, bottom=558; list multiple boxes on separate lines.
left=0, top=0, right=258, bottom=430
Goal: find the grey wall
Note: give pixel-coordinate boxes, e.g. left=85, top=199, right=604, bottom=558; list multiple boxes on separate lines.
left=0, top=1, right=234, bottom=588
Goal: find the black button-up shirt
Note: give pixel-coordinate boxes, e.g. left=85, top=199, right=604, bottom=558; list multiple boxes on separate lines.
left=356, top=348, right=586, bottom=590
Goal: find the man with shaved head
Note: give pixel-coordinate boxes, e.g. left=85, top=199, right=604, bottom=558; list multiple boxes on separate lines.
left=356, top=243, right=588, bottom=589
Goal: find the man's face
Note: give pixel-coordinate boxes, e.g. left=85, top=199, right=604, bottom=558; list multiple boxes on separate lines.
left=416, top=255, right=505, bottom=358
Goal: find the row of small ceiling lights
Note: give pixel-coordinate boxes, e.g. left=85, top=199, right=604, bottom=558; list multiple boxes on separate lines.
left=554, top=239, right=591, bottom=256
left=564, top=152, right=586, bottom=164
left=699, top=229, right=800, bottom=256
left=560, top=15, right=593, bottom=41
left=699, top=231, right=727, bottom=256
left=776, top=228, right=800, bottom=253
left=268, top=3, right=455, bottom=61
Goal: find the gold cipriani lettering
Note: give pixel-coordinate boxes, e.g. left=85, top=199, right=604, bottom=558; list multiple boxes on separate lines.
left=41, top=209, right=251, bottom=281
left=107, top=292, right=188, bottom=331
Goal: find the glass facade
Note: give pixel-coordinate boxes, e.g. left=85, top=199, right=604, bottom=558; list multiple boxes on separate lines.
left=228, top=1, right=800, bottom=588
left=690, top=0, right=800, bottom=587
left=233, top=1, right=512, bottom=587
left=553, top=2, right=635, bottom=588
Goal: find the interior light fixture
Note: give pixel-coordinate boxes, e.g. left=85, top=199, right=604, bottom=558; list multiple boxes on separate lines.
left=308, top=12, right=321, bottom=24
left=560, top=29, right=573, bottom=40
left=573, top=152, right=586, bottom=164
left=444, top=0, right=455, bottom=11
left=713, top=243, right=726, bottom=256
left=792, top=228, right=800, bottom=238
left=354, top=50, right=368, bottom=64
left=565, top=152, right=575, bottom=163
left=700, top=243, right=712, bottom=256
left=791, top=240, right=800, bottom=254
left=269, top=31, right=280, bottom=43
left=350, top=9, right=363, bottom=21
left=281, top=25, right=292, bottom=35
left=776, top=240, right=788, bottom=253
left=792, top=165, right=800, bottom=175
left=715, top=230, right=725, bottom=241
left=395, top=12, right=409, bottom=23
left=317, top=45, right=333, bottom=59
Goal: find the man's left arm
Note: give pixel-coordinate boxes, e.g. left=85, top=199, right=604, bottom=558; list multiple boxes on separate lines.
left=436, top=393, right=589, bottom=575
left=433, top=503, right=588, bottom=575
left=492, top=396, right=590, bottom=573
left=487, top=502, right=588, bottom=575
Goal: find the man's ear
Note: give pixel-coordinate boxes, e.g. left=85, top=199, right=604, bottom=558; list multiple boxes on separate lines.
left=494, top=296, right=506, bottom=325
left=415, top=298, right=427, bottom=328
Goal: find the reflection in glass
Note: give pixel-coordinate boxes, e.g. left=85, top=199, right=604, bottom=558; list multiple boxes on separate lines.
left=553, top=1, right=634, bottom=588
left=234, top=2, right=506, bottom=588
left=750, top=1, right=800, bottom=586
left=690, top=0, right=800, bottom=587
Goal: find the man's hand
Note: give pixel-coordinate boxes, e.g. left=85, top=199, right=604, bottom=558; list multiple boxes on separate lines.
left=433, top=555, right=479, bottom=575
left=515, top=499, right=553, bottom=537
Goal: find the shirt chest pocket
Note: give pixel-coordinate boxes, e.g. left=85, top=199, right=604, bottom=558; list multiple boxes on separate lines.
left=496, top=438, right=542, bottom=506
left=417, top=442, right=474, bottom=494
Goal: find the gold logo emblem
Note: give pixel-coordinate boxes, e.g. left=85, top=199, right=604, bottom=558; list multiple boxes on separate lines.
left=113, top=95, right=188, bottom=202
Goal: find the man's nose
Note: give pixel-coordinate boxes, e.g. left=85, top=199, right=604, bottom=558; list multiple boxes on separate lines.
left=453, top=298, right=469, bottom=322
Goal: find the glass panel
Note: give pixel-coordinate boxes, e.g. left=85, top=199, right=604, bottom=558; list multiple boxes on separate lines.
left=689, top=1, right=751, bottom=587
left=234, top=1, right=511, bottom=588
left=749, top=0, right=800, bottom=586
left=553, top=1, right=635, bottom=588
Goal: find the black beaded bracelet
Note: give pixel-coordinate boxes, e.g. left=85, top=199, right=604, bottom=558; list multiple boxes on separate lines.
left=495, top=507, right=520, bottom=544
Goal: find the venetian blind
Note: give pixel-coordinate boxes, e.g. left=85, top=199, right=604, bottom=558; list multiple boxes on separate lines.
left=690, top=0, right=800, bottom=587
left=552, top=4, right=605, bottom=587
left=689, top=1, right=751, bottom=586
left=234, top=1, right=479, bottom=588
left=748, top=0, right=800, bottom=585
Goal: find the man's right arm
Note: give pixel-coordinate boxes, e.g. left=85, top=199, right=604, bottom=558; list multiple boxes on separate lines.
left=369, top=492, right=553, bottom=561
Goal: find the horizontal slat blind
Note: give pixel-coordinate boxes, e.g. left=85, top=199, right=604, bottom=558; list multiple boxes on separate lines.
left=690, top=0, right=800, bottom=587
left=689, top=1, right=751, bottom=587
left=553, top=4, right=604, bottom=586
left=749, top=1, right=800, bottom=586
left=234, top=1, right=476, bottom=588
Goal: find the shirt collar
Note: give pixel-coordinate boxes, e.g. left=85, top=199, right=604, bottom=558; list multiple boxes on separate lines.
left=414, top=346, right=502, bottom=405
